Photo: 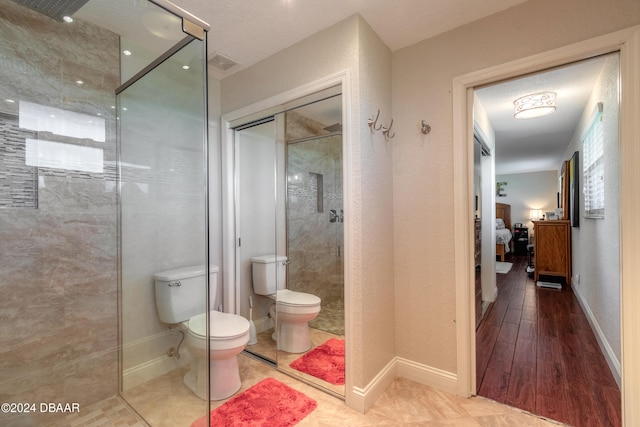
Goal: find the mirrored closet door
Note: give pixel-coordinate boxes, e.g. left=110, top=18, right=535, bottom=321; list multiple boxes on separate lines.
left=231, top=92, right=345, bottom=397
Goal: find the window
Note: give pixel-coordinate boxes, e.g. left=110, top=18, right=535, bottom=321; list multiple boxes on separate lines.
left=582, top=103, right=604, bottom=218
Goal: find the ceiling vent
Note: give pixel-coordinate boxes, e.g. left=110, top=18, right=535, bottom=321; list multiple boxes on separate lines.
left=11, top=0, right=90, bottom=21
left=208, top=51, right=240, bottom=72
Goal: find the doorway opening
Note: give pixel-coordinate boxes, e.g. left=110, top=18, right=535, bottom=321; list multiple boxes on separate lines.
left=471, top=52, right=621, bottom=426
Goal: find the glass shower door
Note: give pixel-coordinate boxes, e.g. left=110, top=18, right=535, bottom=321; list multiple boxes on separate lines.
left=117, top=35, right=209, bottom=424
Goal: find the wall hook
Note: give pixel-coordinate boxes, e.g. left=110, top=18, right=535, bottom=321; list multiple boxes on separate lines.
left=367, top=109, right=382, bottom=131
left=382, top=118, right=395, bottom=139
left=421, top=120, right=431, bottom=135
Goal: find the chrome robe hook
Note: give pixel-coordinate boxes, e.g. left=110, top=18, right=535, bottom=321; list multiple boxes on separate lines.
left=421, top=120, right=431, bottom=135
left=382, top=118, right=395, bottom=139
left=367, top=109, right=382, bottom=131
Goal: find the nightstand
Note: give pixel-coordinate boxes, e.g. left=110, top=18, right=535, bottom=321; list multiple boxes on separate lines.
left=513, top=226, right=529, bottom=255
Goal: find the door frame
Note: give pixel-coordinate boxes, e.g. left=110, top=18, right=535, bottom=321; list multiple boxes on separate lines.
left=453, top=26, right=640, bottom=425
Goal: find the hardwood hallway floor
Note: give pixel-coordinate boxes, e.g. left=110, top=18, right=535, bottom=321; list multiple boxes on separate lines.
left=476, top=255, right=621, bottom=426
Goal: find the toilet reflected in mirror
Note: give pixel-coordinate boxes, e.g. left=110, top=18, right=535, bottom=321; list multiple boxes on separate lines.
left=252, top=255, right=321, bottom=353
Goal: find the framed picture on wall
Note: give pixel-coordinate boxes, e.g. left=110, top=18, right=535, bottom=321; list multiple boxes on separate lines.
left=569, top=151, right=579, bottom=227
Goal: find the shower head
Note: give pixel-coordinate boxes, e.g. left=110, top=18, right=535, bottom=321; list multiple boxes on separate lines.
left=10, top=0, right=91, bottom=22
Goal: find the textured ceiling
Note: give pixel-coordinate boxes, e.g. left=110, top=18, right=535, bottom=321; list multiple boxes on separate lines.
left=77, top=0, right=528, bottom=78
left=475, top=55, right=610, bottom=175
left=72, top=0, right=609, bottom=176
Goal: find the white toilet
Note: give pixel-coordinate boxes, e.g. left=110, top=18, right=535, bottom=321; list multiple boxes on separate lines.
left=251, top=255, right=321, bottom=353
left=154, top=265, right=250, bottom=401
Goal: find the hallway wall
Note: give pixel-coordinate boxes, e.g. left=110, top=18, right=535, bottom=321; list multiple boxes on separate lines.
left=562, top=53, right=621, bottom=381
left=391, top=0, right=640, bottom=377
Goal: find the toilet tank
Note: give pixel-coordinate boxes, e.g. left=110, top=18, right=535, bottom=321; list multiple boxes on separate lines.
left=251, top=255, right=287, bottom=295
left=154, top=265, right=219, bottom=324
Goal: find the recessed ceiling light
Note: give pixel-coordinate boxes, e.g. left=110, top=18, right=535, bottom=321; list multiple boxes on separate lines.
left=123, top=50, right=132, bottom=56
left=62, top=16, right=73, bottom=23
left=182, top=65, right=190, bottom=70
left=76, top=80, right=84, bottom=85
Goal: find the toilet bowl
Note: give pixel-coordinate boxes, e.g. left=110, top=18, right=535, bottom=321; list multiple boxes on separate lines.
left=183, top=310, right=250, bottom=400
left=276, top=289, right=321, bottom=353
left=154, top=266, right=250, bottom=400
left=251, top=255, right=321, bottom=353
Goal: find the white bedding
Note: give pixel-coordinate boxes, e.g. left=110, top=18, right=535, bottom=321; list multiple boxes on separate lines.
left=496, top=228, right=512, bottom=252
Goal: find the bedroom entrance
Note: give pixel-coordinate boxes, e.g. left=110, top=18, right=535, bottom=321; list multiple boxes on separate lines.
left=468, top=49, right=623, bottom=425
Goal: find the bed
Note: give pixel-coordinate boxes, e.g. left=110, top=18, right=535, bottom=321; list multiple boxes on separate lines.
left=496, top=203, right=513, bottom=262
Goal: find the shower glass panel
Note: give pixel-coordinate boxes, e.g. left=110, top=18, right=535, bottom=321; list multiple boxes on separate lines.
left=1, top=0, right=209, bottom=425
left=74, top=0, right=187, bottom=83
left=0, top=1, right=120, bottom=425
left=117, top=27, right=209, bottom=425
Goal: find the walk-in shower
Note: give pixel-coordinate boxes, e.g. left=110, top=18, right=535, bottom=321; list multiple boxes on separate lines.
left=0, top=1, right=210, bottom=425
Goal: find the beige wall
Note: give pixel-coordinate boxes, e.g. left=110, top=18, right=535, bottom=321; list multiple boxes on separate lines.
left=392, top=0, right=640, bottom=374
left=221, top=15, right=394, bottom=390
left=495, top=170, right=559, bottom=228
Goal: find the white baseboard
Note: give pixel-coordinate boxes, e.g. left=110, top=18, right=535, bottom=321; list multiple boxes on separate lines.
left=395, top=357, right=458, bottom=395
left=348, top=357, right=457, bottom=413
left=253, top=315, right=273, bottom=334
left=122, top=348, right=189, bottom=391
left=349, top=357, right=397, bottom=413
left=572, top=286, right=622, bottom=387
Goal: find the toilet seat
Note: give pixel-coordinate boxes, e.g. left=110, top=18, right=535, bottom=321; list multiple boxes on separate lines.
left=276, top=289, right=321, bottom=315
left=276, top=289, right=321, bottom=307
left=187, top=311, right=250, bottom=351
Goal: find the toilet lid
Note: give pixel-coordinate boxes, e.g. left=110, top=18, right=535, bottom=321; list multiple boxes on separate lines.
left=188, top=311, right=249, bottom=339
left=277, top=289, right=321, bottom=307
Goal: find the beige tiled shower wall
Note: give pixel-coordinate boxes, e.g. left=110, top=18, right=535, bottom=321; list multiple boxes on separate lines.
left=286, top=111, right=344, bottom=335
left=0, top=1, right=120, bottom=425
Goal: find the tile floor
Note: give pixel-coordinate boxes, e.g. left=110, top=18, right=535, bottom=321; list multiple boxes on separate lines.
left=48, top=354, right=564, bottom=427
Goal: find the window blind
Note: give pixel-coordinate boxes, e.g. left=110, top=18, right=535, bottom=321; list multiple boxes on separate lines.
left=582, top=103, right=604, bottom=218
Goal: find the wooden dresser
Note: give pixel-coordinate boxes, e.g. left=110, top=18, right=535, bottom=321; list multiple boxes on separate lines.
left=533, top=220, right=571, bottom=285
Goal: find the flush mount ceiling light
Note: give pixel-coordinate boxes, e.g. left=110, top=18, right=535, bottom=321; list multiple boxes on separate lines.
left=513, top=91, right=557, bottom=119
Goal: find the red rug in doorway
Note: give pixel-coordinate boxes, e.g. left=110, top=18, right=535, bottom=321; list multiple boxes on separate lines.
left=190, top=378, right=317, bottom=427
left=289, top=338, right=345, bottom=385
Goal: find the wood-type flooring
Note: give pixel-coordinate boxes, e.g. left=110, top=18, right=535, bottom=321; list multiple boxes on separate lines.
left=476, top=255, right=621, bottom=426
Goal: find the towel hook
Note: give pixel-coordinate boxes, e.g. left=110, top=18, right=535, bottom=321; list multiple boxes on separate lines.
left=382, top=118, right=395, bottom=139
left=421, top=120, right=431, bottom=135
left=367, top=109, right=382, bottom=132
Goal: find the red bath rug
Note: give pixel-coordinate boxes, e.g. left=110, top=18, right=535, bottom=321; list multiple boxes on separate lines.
left=289, top=338, right=345, bottom=385
left=190, top=377, right=317, bottom=427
